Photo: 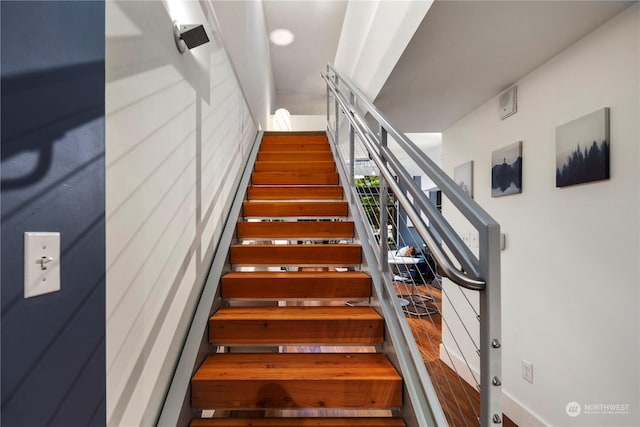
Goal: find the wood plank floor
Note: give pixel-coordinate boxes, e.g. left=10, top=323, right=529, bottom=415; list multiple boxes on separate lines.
left=395, top=282, right=517, bottom=427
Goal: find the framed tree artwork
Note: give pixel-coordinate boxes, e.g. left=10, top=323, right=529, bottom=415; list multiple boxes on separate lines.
left=556, top=108, right=610, bottom=188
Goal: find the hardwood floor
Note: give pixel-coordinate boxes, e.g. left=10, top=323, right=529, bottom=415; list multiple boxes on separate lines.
left=395, top=282, right=517, bottom=427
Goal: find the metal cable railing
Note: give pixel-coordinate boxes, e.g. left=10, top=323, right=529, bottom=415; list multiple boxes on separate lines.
left=323, top=64, right=503, bottom=426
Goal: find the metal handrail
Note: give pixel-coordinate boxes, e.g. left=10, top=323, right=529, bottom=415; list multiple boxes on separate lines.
left=344, top=96, right=485, bottom=290
left=323, top=63, right=502, bottom=427
left=323, top=72, right=484, bottom=290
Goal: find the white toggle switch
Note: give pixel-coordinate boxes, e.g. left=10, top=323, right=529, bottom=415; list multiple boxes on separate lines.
left=24, top=232, right=61, bottom=298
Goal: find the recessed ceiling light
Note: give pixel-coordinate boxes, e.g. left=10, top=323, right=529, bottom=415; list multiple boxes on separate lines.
left=270, top=28, right=295, bottom=46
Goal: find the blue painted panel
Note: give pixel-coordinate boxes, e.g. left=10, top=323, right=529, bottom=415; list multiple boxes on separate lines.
left=1, top=1, right=106, bottom=425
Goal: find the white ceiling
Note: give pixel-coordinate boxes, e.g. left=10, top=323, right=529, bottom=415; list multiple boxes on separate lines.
left=220, top=0, right=635, bottom=129
left=374, top=0, right=636, bottom=132
left=262, top=0, right=347, bottom=115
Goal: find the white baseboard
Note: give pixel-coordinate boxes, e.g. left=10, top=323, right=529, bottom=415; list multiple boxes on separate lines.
left=439, top=344, right=548, bottom=426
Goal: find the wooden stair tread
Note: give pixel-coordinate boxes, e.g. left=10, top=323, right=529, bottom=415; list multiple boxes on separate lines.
left=221, top=271, right=371, bottom=300
left=191, top=418, right=406, bottom=426
left=237, top=221, right=353, bottom=239
left=257, top=151, right=334, bottom=161
left=247, top=186, right=343, bottom=200
left=259, top=143, right=331, bottom=152
left=254, top=161, right=336, bottom=172
left=230, top=244, right=361, bottom=265
left=243, top=201, right=348, bottom=217
left=252, top=172, right=339, bottom=185
left=192, top=354, right=402, bottom=409
left=209, top=306, right=383, bottom=345
left=193, top=353, right=400, bottom=380
left=262, top=134, right=328, bottom=144
left=223, top=271, right=369, bottom=280
left=212, top=306, right=381, bottom=320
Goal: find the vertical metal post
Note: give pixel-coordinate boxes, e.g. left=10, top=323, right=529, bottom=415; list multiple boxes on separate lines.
left=326, top=64, right=330, bottom=134
left=479, top=224, right=502, bottom=426
left=348, top=91, right=355, bottom=201
left=334, top=73, right=340, bottom=147
left=379, top=126, right=388, bottom=272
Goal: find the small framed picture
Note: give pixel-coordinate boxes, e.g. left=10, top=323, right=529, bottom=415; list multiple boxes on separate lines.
left=491, top=141, right=523, bottom=197
left=454, top=161, right=473, bottom=198
left=556, top=108, right=610, bottom=188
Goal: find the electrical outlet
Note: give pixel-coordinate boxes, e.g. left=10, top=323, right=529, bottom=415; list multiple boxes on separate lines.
left=522, top=360, right=533, bottom=383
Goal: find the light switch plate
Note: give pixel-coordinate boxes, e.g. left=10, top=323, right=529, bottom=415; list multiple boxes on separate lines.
left=470, top=231, right=479, bottom=248
left=24, top=232, right=60, bottom=298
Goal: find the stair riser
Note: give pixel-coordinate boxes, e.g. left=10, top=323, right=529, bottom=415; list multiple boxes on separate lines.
left=209, top=319, right=384, bottom=345
left=243, top=202, right=348, bottom=217
left=230, top=245, right=361, bottom=265
left=252, top=172, right=339, bottom=185
left=191, top=380, right=402, bottom=409
left=247, top=186, right=343, bottom=200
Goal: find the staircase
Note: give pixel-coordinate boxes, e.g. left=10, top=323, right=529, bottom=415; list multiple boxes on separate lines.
left=190, top=132, right=406, bottom=426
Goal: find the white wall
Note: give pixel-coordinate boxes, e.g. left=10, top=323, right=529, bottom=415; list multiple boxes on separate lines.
left=441, top=5, right=639, bottom=426
left=210, top=0, right=276, bottom=130
left=403, top=133, right=442, bottom=191
left=105, top=1, right=257, bottom=425
left=269, top=114, right=326, bottom=131
left=334, top=0, right=432, bottom=100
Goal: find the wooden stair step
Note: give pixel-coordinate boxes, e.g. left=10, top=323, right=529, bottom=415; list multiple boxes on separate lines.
left=254, top=161, right=336, bottom=172
left=259, top=143, right=330, bottom=152
left=247, top=185, right=343, bottom=200
left=237, top=221, right=353, bottom=239
left=262, top=134, right=328, bottom=145
left=252, top=172, right=339, bottom=185
left=221, top=271, right=371, bottom=300
left=230, top=244, right=361, bottom=266
left=209, top=306, right=383, bottom=345
left=243, top=201, right=348, bottom=217
left=257, top=151, right=334, bottom=162
left=191, top=418, right=407, bottom=426
left=191, top=353, right=403, bottom=409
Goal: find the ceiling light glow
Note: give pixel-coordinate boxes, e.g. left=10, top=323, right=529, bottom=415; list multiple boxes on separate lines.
left=272, top=108, right=292, bottom=131
left=270, top=28, right=295, bottom=46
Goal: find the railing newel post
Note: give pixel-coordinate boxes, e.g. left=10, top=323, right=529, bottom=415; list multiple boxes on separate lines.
left=479, top=226, right=502, bottom=426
